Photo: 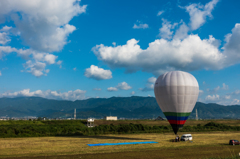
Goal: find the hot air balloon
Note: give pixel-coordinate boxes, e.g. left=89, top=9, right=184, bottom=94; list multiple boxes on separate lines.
left=154, top=71, right=199, bottom=134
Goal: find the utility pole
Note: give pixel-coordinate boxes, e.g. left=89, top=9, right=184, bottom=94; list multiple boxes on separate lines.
left=196, top=109, right=198, bottom=121
left=74, top=108, right=76, bottom=120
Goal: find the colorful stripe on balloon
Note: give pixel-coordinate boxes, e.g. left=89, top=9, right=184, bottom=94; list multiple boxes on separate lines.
left=163, top=112, right=191, bottom=134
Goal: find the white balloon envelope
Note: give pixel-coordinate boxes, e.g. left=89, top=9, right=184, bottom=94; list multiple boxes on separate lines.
left=154, top=71, right=199, bottom=134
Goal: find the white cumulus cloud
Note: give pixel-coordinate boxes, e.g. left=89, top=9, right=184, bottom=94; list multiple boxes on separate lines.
left=231, top=99, right=240, bottom=105
left=159, top=19, right=178, bottom=39
left=231, top=90, right=240, bottom=95
left=0, top=26, right=12, bottom=32
left=93, top=35, right=224, bottom=76
left=84, top=65, right=112, bottom=80
left=222, top=24, right=240, bottom=64
left=199, top=90, right=240, bottom=105
left=225, top=95, right=231, bottom=99
left=183, top=0, right=219, bottom=30
left=173, top=22, right=189, bottom=40
left=23, top=61, right=47, bottom=77
left=107, top=87, right=118, bottom=92
left=93, top=20, right=240, bottom=76
left=148, top=77, right=157, bottom=83
left=140, top=77, right=156, bottom=92
left=139, top=84, right=154, bottom=92
left=116, top=82, right=132, bottom=90
left=0, top=89, right=87, bottom=101
left=0, top=26, right=12, bottom=45
left=0, top=46, right=58, bottom=77
left=0, top=0, right=87, bottom=77
left=205, top=94, right=220, bottom=101
left=157, top=10, right=164, bottom=16
left=207, top=83, right=229, bottom=93
left=199, top=90, right=204, bottom=95
left=222, top=83, right=229, bottom=90
left=107, top=82, right=132, bottom=92
left=0, top=0, right=87, bottom=52
left=56, top=60, right=62, bottom=65
left=133, top=20, right=149, bottom=29
left=0, top=32, right=10, bottom=45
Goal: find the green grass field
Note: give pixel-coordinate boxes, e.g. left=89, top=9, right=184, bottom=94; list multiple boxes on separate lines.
left=1, top=131, right=240, bottom=159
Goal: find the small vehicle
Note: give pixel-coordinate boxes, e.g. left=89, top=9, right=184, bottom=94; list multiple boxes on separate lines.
left=229, top=140, right=240, bottom=145
left=181, top=134, right=192, bottom=141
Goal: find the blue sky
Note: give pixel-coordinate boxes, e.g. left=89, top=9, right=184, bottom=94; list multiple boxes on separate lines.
left=0, top=0, right=240, bottom=105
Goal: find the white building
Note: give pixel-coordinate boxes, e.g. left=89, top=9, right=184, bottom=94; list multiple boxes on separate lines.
left=87, top=118, right=94, bottom=127
left=105, top=116, right=117, bottom=121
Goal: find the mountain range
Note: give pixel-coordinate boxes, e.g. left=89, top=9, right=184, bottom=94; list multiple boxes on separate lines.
left=0, top=96, right=239, bottom=119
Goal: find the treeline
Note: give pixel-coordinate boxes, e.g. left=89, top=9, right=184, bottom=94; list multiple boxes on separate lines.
left=0, top=121, right=240, bottom=138
left=86, top=122, right=240, bottom=135
left=0, top=120, right=86, bottom=137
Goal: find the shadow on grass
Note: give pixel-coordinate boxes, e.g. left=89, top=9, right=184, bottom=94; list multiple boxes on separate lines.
left=56, top=134, right=150, bottom=140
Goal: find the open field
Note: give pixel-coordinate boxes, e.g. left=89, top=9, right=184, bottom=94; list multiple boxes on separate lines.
left=1, top=131, right=240, bottom=159
left=94, top=119, right=240, bottom=127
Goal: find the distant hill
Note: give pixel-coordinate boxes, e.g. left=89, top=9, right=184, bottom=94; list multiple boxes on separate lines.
left=0, top=96, right=239, bottom=119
